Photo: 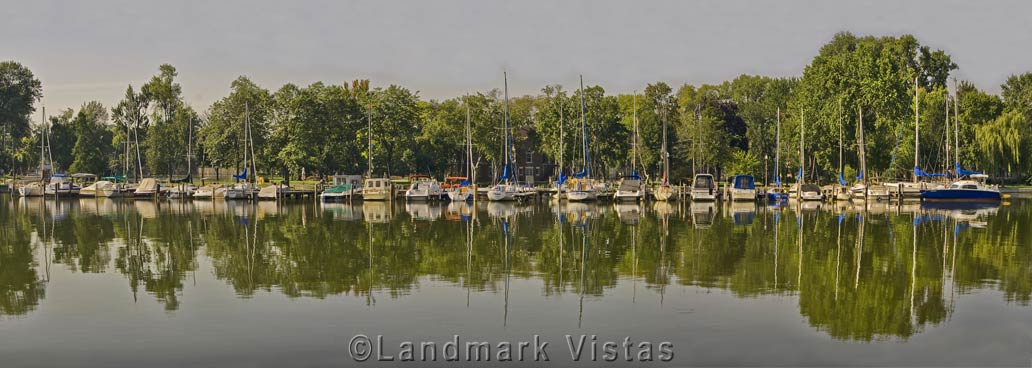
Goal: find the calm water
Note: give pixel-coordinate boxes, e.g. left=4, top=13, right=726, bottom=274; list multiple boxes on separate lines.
left=1, top=196, right=1031, bottom=367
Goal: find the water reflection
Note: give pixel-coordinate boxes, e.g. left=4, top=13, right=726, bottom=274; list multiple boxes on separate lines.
left=1, top=195, right=1030, bottom=343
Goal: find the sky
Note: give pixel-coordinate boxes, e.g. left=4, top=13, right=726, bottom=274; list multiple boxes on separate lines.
left=4, top=0, right=1032, bottom=117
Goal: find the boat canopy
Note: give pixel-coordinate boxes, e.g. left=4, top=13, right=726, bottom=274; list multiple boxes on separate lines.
left=732, top=175, right=755, bottom=190
left=233, top=168, right=248, bottom=180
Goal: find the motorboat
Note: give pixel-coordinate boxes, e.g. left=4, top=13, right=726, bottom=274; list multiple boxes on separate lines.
left=405, top=175, right=444, bottom=201
left=920, top=174, right=1001, bottom=202
left=690, top=174, right=717, bottom=202
left=798, top=183, right=824, bottom=201
left=362, top=177, right=392, bottom=201
left=612, top=176, right=643, bottom=202
left=728, top=174, right=756, bottom=202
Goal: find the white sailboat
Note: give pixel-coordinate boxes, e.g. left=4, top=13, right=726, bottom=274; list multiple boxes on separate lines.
left=19, top=107, right=47, bottom=197
left=566, top=75, right=598, bottom=202
left=766, top=108, right=787, bottom=202
left=614, top=92, right=643, bottom=202
left=832, top=100, right=850, bottom=201
left=225, top=103, right=258, bottom=200
left=487, top=72, right=519, bottom=202
left=362, top=104, right=392, bottom=201
left=447, top=102, right=474, bottom=202
left=795, top=108, right=824, bottom=201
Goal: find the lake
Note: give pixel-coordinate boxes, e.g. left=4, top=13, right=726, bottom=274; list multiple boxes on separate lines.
left=1, top=196, right=1030, bottom=367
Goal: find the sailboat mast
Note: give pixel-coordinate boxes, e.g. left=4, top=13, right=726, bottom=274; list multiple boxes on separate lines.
left=913, top=76, right=920, bottom=183
left=662, top=101, right=669, bottom=183
left=39, top=106, right=45, bottom=177
left=953, top=78, right=960, bottom=171
left=503, top=72, right=512, bottom=184
left=558, top=97, right=564, bottom=184
left=367, top=103, right=372, bottom=177
left=579, top=75, right=589, bottom=179
left=775, top=107, right=780, bottom=187
left=799, top=108, right=805, bottom=185
left=632, top=92, right=637, bottom=173
left=860, top=106, right=868, bottom=187
left=944, top=91, right=950, bottom=175
left=465, top=101, right=472, bottom=180
left=838, top=99, right=843, bottom=181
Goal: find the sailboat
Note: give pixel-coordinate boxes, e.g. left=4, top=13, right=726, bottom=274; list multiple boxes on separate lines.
left=566, top=76, right=599, bottom=202
left=849, top=106, right=891, bottom=201
left=920, top=85, right=1001, bottom=202
left=225, top=103, right=258, bottom=200
left=447, top=102, right=475, bottom=202
left=362, top=103, right=392, bottom=201
left=168, top=115, right=197, bottom=199
left=832, top=100, right=851, bottom=201
left=551, top=93, right=567, bottom=203
left=795, top=108, right=824, bottom=201
left=18, top=107, right=47, bottom=197
left=614, top=92, right=644, bottom=201
left=766, top=108, right=788, bottom=202
left=889, top=77, right=936, bottom=199
left=487, top=72, right=519, bottom=201
left=653, top=99, right=675, bottom=201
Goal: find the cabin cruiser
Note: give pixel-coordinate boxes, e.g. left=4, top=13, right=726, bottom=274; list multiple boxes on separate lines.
left=690, top=174, right=718, bottom=202
left=612, top=175, right=643, bottom=202
left=920, top=174, right=1001, bottom=202
left=405, top=176, right=444, bottom=201
left=728, top=175, right=756, bottom=202
left=362, top=177, right=392, bottom=201
left=320, top=175, right=363, bottom=201
left=45, top=174, right=80, bottom=197
left=798, top=183, right=824, bottom=201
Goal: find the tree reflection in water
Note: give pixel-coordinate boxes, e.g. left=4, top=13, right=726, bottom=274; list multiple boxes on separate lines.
left=2, top=196, right=1030, bottom=341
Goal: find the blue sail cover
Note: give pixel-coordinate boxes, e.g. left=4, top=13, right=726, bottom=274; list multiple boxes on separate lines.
left=774, top=176, right=781, bottom=187
left=557, top=173, right=568, bottom=185
left=233, top=168, right=248, bottom=180
left=459, top=180, right=469, bottom=186
left=631, top=170, right=640, bottom=180
left=856, top=170, right=863, bottom=180
left=499, top=165, right=510, bottom=180
left=796, top=168, right=803, bottom=179
left=914, top=166, right=947, bottom=177
left=572, top=169, right=588, bottom=179
left=955, top=163, right=983, bottom=177
left=838, top=173, right=847, bottom=186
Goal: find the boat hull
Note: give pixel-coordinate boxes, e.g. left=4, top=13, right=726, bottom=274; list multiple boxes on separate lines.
left=729, top=188, right=755, bottom=202
left=920, top=189, right=1001, bottom=202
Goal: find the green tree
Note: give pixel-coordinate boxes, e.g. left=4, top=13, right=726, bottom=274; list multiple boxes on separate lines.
left=199, top=76, right=271, bottom=178
left=0, top=61, right=43, bottom=174
left=368, top=85, right=420, bottom=177
left=69, top=101, right=113, bottom=174
left=111, top=85, right=150, bottom=180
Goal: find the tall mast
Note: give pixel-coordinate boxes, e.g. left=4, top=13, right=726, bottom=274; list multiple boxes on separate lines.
left=579, top=75, right=589, bottom=179
left=503, top=72, right=512, bottom=184
left=465, top=100, right=472, bottom=180
left=838, top=99, right=843, bottom=182
left=913, top=76, right=920, bottom=183
left=860, top=106, right=868, bottom=187
left=39, top=106, right=45, bottom=177
left=367, top=103, right=372, bottom=177
left=775, top=107, right=780, bottom=188
left=662, top=101, right=669, bottom=183
left=944, top=91, right=950, bottom=175
left=953, top=78, right=960, bottom=170
left=799, top=107, right=805, bottom=185
left=558, top=96, right=564, bottom=185
left=632, top=92, right=638, bottom=174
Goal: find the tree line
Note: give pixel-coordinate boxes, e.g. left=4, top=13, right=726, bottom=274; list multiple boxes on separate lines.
left=2, top=32, right=1031, bottom=184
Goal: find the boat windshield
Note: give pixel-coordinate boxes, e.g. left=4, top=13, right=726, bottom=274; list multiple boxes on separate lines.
left=694, top=176, right=713, bottom=189
left=618, top=179, right=641, bottom=191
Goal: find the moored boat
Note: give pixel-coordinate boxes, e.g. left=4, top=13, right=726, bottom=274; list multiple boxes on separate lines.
left=728, top=174, right=756, bottom=202
left=920, top=174, right=1001, bottom=202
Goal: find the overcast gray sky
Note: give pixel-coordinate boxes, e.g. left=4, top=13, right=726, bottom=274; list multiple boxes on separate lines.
left=5, top=0, right=1031, bottom=116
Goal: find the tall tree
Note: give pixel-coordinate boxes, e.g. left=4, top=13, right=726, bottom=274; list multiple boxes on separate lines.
left=69, top=101, right=113, bottom=174
left=0, top=61, right=43, bottom=174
